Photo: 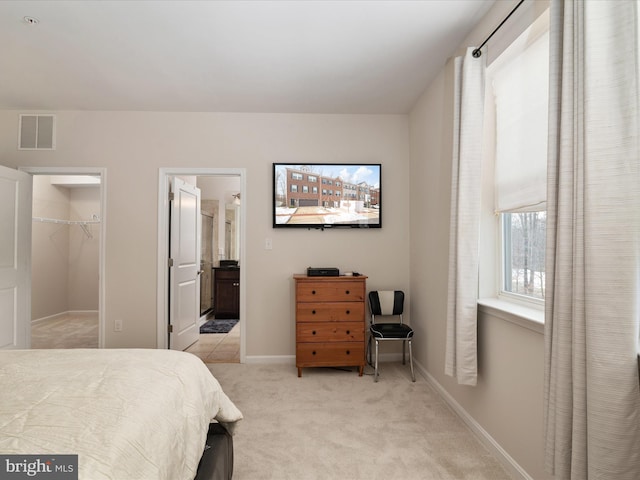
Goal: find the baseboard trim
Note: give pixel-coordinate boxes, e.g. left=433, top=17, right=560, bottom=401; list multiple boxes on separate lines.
left=377, top=352, right=404, bottom=362
left=414, top=360, right=533, bottom=480
left=245, top=355, right=295, bottom=364
left=245, top=353, right=405, bottom=365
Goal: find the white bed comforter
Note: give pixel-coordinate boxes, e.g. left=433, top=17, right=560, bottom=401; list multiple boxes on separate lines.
left=0, top=349, right=242, bottom=480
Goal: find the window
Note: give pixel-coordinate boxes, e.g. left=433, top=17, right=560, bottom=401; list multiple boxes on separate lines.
left=292, top=172, right=303, bottom=180
left=302, top=185, right=308, bottom=193
left=291, top=185, right=298, bottom=193
left=308, top=175, right=317, bottom=182
left=502, top=212, right=546, bottom=300
left=486, top=10, right=549, bottom=304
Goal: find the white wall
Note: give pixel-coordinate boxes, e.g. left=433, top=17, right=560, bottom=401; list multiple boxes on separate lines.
left=31, top=176, right=70, bottom=320
left=0, top=112, right=411, bottom=354
left=408, top=1, right=550, bottom=479
left=67, top=187, right=100, bottom=311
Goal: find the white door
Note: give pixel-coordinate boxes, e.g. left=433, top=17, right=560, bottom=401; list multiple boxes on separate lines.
left=0, top=166, right=32, bottom=349
left=169, top=177, right=201, bottom=350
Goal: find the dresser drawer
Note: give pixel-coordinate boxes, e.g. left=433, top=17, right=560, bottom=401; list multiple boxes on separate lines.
left=214, top=268, right=239, bottom=281
left=296, top=281, right=365, bottom=303
left=296, top=302, right=364, bottom=322
left=296, top=342, right=364, bottom=366
left=297, top=322, right=364, bottom=343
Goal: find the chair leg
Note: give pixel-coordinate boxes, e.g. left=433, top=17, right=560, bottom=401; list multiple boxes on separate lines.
left=408, top=340, right=416, bottom=382
left=402, top=341, right=406, bottom=365
left=374, top=340, right=379, bottom=382
left=367, top=335, right=372, bottom=366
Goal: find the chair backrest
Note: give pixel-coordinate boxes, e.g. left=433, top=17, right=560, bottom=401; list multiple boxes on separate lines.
left=369, top=290, right=404, bottom=323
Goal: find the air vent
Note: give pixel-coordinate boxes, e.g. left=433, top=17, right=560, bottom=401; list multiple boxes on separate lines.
left=18, top=114, right=56, bottom=150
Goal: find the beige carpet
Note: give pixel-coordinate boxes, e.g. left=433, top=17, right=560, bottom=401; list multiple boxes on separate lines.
left=31, top=312, right=98, bottom=349
left=207, top=362, right=512, bottom=480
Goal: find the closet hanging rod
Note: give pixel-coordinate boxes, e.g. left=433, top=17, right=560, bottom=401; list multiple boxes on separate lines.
left=32, top=216, right=100, bottom=225
left=33, top=216, right=99, bottom=239
left=472, top=0, right=525, bottom=58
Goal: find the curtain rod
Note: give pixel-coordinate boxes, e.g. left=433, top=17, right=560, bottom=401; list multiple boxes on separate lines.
left=472, top=0, right=525, bottom=58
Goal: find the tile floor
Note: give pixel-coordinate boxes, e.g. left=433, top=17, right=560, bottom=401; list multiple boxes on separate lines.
left=30, top=312, right=239, bottom=363
left=185, top=322, right=240, bottom=363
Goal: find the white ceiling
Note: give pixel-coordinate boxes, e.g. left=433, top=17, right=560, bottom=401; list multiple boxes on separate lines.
left=0, top=0, right=495, bottom=114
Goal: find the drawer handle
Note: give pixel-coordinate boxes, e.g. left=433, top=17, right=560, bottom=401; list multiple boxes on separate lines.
left=346, top=310, right=350, bottom=315
left=312, top=310, right=316, bottom=315
left=345, top=290, right=350, bottom=295
left=312, top=290, right=316, bottom=295
left=312, top=330, right=316, bottom=335
left=312, top=351, right=317, bottom=356
left=346, top=330, right=350, bottom=335
left=346, top=350, right=351, bottom=355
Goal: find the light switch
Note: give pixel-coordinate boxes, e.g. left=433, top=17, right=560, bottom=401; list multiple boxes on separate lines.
left=265, top=238, right=273, bottom=250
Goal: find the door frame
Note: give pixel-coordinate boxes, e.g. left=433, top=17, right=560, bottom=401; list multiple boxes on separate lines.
left=157, top=168, right=246, bottom=363
left=19, top=166, right=107, bottom=349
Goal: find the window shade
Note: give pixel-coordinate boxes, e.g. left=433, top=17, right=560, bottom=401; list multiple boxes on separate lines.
left=492, top=30, right=549, bottom=213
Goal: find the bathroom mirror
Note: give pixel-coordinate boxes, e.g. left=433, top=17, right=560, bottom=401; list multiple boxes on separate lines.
left=225, top=203, right=240, bottom=261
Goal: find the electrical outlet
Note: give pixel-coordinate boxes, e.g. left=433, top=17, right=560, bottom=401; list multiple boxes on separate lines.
left=114, top=319, right=123, bottom=332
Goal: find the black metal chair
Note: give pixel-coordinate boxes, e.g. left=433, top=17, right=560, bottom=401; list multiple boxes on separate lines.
left=367, top=290, right=415, bottom=382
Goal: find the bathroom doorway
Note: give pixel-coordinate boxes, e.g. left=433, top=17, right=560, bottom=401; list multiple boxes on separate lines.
left=191, top=176, right=241, bottom=362
left=157, top=168, right=245, bottom=364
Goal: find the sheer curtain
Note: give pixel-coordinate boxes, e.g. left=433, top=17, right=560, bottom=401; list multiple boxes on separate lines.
left=544, top=1, right=640, bottom=478
left=445, top=47, right=485, bottom=386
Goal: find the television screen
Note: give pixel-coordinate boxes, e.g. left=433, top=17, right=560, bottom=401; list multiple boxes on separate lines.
left=273, top=163, right=381, bottom=229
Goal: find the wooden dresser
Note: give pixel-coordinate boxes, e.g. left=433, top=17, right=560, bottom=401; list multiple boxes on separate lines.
left=294, top=274, right=367, bottom=377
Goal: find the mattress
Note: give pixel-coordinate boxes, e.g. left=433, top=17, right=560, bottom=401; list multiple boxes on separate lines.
left=0, top=349, right=243, bottom=480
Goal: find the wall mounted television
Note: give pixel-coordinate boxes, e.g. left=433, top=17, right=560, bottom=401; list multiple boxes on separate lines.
left=273, top=163, right=381, bottom=229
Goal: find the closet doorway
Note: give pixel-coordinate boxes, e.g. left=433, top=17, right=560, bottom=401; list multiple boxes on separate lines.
left=157, top=168, right=245, bottom=364
left=23, top=168, right=106, bottom=349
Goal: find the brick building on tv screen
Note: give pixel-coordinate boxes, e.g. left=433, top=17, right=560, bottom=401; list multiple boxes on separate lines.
left=283, top=167, right=379, bottom=209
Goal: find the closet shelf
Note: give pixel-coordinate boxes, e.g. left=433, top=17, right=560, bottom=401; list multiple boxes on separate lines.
left=32, top=216, right=100, bottom=239
left=32, top=216, right=100, bottom=225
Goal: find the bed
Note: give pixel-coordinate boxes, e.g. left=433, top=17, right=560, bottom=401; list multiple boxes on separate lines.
left=0, top=349, right=243, bottom=480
